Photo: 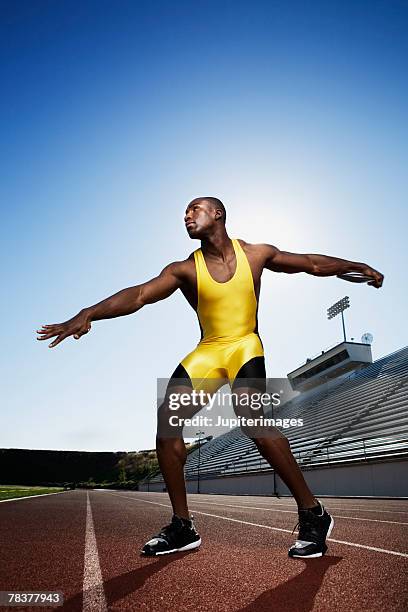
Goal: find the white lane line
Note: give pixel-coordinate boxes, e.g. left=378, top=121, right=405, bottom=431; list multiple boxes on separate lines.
left=0, top=490, right=70, bottom=503
left=141, top=492, right=408, bottom=514
left=186, top=496, right=408, bottom=515
left=83, top=492, right=108, bottom=612
left=107, top=493, right=408, bottom=559
left=184, top=499, right=408, bottom=525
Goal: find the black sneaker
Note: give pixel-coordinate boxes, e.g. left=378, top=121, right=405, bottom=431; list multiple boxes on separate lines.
left=288, top=501, right=334, bottom=558
left=141, top=514, right=201, bottom=556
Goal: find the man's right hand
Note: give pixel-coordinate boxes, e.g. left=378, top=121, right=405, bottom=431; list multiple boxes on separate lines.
left=36, top=309, right=92, bottom=348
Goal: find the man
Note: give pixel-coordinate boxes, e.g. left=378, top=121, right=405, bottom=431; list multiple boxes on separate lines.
left=37, top=197, right=383, bottom=558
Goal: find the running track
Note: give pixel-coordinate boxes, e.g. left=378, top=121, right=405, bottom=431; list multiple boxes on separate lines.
left=1, top=490, right=408, bottom=611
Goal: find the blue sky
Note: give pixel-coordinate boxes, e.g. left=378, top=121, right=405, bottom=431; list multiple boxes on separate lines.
left=1, top=0, right=407, bottom=452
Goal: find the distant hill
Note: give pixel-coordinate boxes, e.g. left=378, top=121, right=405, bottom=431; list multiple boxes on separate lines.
left=0, top=448, right=159, bottom=487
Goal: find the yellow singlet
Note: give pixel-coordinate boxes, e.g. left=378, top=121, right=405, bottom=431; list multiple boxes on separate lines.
left=180, top=238, right=264, bottom=391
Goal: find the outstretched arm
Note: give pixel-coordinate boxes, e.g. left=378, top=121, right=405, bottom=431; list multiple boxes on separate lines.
left=262, top=244, right=384, bottom=288
left=37, top=262, right=185, bottom=348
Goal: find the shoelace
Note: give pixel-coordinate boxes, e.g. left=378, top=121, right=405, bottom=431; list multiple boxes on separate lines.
left=291, top=522, right=299, bottom=535
left=158, top=516, right=193, bottom=539
left=158, top=523, right=177, bottom=539
left=291, top=510, right=319, bottom=537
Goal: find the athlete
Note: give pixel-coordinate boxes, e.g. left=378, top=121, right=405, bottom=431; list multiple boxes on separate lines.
left=37, top=197, right=384, bottom=558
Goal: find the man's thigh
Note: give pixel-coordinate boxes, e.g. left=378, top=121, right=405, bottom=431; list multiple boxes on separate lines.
left=157, top=363, right=213, bottom=438
left=232, top=356, right=266, bottom=392
left=231, top=358, right=283, bottom=440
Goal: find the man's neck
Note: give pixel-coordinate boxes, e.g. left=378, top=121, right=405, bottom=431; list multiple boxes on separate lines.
left=200, top=231, right=233, bottom=261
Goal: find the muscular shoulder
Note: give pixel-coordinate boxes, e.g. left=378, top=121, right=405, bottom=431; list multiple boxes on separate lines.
left=237, top=239, right=279, bottom=265
left=163, top=253, right=195, bottom=281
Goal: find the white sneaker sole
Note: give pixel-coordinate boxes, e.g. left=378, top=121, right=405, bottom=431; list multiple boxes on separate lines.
left=142, top=538, right=202, bottom=556
left=290, top=516, right=334, bottom=558
left=292, top=551, right=325, bottom=558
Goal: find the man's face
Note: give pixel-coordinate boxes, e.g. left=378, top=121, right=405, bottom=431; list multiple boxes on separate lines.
left=184, top=200, right=215, bottom=239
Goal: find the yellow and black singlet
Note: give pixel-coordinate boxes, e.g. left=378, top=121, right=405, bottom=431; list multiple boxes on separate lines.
left=180, top=238, right=264, bottom=390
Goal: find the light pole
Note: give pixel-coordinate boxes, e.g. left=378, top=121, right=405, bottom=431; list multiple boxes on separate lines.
left=327, top=296, right=350, bottom=342
left=196, top=430, right=205, bottom=494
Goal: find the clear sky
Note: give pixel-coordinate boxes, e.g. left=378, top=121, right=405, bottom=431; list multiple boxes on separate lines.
left=1, top=0, right=407, bottom=452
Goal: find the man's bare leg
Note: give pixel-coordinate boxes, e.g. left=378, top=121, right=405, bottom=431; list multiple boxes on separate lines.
left=232, top=386, right=317, bottom=509
left=142, top=384, right=203, bottom=556
left=156, top=382, right=206, bottom=519
left=253, top=435, right=318, bottom=508
left=156, top=436, right=190, bottom=519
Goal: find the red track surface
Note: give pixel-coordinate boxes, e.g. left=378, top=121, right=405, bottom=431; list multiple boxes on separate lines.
left=1, top=490, right=408, bottom=611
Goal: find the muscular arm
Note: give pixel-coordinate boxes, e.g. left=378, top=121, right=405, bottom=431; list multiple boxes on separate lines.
left=37, top=262, right=186, bottom=347
left=87, top=262, right=184, bottom=321
left=261, top=244, right=383, bottom=287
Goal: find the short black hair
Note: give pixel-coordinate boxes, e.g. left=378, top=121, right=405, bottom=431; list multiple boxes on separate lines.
left=202, top=197, right=227, bottom=223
